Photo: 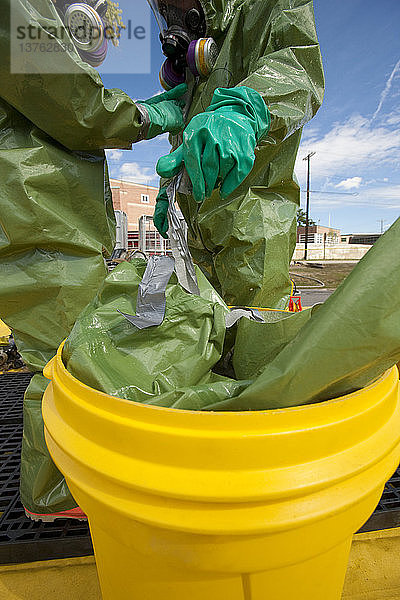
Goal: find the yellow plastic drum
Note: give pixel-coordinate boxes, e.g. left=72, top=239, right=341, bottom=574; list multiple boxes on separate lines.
left=43, top=344, right=400, bottom=600
left=0, top=319, right=11, bottom=341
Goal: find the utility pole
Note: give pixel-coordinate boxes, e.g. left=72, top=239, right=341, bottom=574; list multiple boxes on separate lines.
left=302, top=152, right=316, bottom=260
left=378, top=219, right=385, bottom=234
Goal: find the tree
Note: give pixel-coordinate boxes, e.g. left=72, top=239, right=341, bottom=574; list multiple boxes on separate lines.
left=297, top=209, right=316, bottom=227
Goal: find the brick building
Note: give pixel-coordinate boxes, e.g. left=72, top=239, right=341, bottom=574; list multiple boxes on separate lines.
left=110, top=178, right=158, bottom=231
left=110, top=178, right=171, bottom=254
left=294, top=224, right=373, bottom=260
left=341, top=233, right=382, bottom=245
left=297, top=225, right=341, bottom=245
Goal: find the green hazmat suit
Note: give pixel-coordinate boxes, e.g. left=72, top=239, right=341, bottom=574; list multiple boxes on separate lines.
left=169, top=0, right=325, bottom=308
left=65, top=217, right=400, bottom=412
left=61, top=2, right=400, bottom=439
left=0, top=0, right=150, bottom=515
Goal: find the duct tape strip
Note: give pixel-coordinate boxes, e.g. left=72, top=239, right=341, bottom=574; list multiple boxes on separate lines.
left=118, top=255, right=175, bottom=329
left=167, top=175, right=200, bottom=296
left=226, top=307, right=265, bottom=328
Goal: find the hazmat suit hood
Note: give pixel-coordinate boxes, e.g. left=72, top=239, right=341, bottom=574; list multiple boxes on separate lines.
left=148, top=0, right=236, bottom=40
left=200, top=0, right=241, bottom=38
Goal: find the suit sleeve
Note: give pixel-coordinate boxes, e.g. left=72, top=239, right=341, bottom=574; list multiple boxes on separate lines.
left=238, top=0, right=325, bottom=144
left=0, top=0, right=142, bottom=150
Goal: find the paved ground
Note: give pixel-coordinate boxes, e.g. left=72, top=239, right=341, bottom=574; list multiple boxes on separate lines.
left=2, top=528, right=399, bottom=599
left=300, top=288, right=334, bottom=306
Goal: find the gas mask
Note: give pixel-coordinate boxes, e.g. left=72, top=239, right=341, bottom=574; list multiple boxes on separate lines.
left=53, top=0, right=109, bottom=67
left=147, top=0, right=218, bottom=90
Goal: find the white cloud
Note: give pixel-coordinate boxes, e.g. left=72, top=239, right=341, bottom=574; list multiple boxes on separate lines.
left=385, top=111, right=400, bottom=126
left=294, top=58, right=400, bottom=226
left=372, top=59, right=400, bottom=121
left=335, top=176, right=362, bottom=190
left=107, top=150, right=124, bottom=161
left=366, top=185, right=400, bottom=209
left=119, top=162, right=156, bottom=185
left=310, top=184, right=400, bottom=210
left=296, top=114, right=400, bottom=185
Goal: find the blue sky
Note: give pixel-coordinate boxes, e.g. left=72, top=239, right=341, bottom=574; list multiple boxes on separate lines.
left=102, top=0, right=400, bottom=235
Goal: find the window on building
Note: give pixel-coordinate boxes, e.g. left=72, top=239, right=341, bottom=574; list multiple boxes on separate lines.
left=325, top=233, right=339, bottom=245
left=141, top=194, right=150, bottom=204
left=299, top=234, right=316, bottom=244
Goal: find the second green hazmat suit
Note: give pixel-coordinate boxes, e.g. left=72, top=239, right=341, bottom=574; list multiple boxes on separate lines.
left=0, top=0, right=186, bottom=517
left=153, top=0, right=325, bottom=308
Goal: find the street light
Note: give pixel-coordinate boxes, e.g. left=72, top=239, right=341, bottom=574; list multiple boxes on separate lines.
left=302, top=151, right=316, bottom=260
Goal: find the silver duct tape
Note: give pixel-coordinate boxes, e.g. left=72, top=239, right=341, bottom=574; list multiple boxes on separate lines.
left=177, top=73, right=195, bottom=196
left=177, top=168, right=193, bottom=195
left=118, top=255, right=175, bottom=329
left=225, top=308, right=265, bottom=328
left=167, top=175, right=200, bottom=296
left=135, top=103, right=151, bottom=142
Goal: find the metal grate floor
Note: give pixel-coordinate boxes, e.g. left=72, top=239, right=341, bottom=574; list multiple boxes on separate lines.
left=0, top=373, right=92, bottom=564
left=359, top=468, right=400, bottom=533
left=376, top=470, right=400, bottom=511
left=0, top=373, right=32, bottom=425
left=0, top=373, right=399, bottom=563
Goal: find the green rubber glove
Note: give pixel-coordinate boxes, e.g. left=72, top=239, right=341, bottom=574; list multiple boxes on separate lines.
left=138, top=84, right=188, bottom=141
left=156, top=86, right=271, bottom=202
left=153, top=187, right=169, bottom=239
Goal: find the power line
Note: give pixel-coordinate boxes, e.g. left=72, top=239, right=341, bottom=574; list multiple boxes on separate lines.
left=300, top=190, right=358, bottom=196
left=298, top=149, right=395, bottom=159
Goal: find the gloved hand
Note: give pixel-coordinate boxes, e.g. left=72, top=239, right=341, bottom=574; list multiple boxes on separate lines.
left=137, top=83, right=188, bottom=141
left=156, top=86, right=271, bottom=202
left=153, top=186, right=169, bottom=239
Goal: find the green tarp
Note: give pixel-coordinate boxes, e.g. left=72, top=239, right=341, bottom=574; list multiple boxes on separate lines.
left=65, top=217, right=400, bottom=411
left=64, top=260, right=249, bottom=409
